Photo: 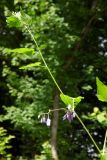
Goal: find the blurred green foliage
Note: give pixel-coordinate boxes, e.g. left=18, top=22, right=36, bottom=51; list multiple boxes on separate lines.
left=0, top=127, right=14, bottom=160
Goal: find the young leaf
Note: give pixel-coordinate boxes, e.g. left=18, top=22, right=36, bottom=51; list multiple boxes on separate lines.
left=74, top=96, right=84, bottom=105
left=20, top=10, right=32, bottom=25
left=19, top=62, right=41, bottom=69
left=6, top=12, right=22, bottom=28
left=60, top=94, right=84, bottom=108
left=6, top=11, right=32, bottom=28
left=60, top=93, right=73, bottom=105
left=96, top=77, right=107, bottom=102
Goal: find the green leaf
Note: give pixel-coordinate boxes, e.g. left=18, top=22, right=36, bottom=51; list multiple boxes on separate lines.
left=60, top=94, right=84, bottom=106
left=74, top=96, right=84, bottom=105
left=6, top=11, right=32, bottom=28
left=6, top=12, right=22, bottom=28
left=20, top=11, right=32, bottom=25
left=9, top=48, right=35, bottom=54
left=60, top=94, right=84, bottom=108
left=60, top=93, right=73, bottom=106
left=82, top=85, right=92, bottom=91
left=97, top=113, right=106, bottom=123
left=96, top=77, right=107, bottom=102
left=19, top=62, right=41, bottom=69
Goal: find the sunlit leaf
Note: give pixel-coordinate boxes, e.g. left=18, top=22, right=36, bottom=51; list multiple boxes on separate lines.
left=60, top=93, right=73, bottom=105
left=100, top=154, right=107, bottom=160
left=6, top=12, right=22, bottom=28
left=20, top=11, right=32, bottom=25
left=96, top=77, right=107, bottom=102
left=74, top=96, right=84, bottom=105
left=19, top=62, right=41, bottom=69
left=6, top=11, right=32, bottom=28
left=60, top=94, right=84, bottom=107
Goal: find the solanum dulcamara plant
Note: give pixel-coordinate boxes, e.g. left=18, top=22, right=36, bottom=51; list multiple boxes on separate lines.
left=6, top=11, right=107, bottom=159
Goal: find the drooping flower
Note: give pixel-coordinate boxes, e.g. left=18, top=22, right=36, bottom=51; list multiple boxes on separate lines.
left=40, top=116, right=46, bottom=123
left=46, top=118, right=51, bottom=127
left=63, top=109, right=76, bottom=123
left=39, top=113, right=51, bottom=127
left=67, top=111, right=74, bottom=122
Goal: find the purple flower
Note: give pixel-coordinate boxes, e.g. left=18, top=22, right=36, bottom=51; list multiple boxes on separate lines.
left=72, top=112, right=76, bottom=118
left=63, top=110, right=76, bottom=123
left=63, top=114, right=67, bottom=120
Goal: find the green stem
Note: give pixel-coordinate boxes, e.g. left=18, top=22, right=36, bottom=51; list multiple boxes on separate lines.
left=39, top=108, right=66, bottom=118
left=103, top=129, right=107, bottom=154
left=49, top=108, right=66, bottom=113
left=26, top=26, right=63, bottom=94
left=25, top=25, right=101, bottom=154
left=76, top=112, right=101, bottom=154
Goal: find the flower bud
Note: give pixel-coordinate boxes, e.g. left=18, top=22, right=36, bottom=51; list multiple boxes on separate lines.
left=67, top=104, right=72, bottom=110
left=46, top=118, right=51, bottom=126
left=41, top=116, right=46, bottom=123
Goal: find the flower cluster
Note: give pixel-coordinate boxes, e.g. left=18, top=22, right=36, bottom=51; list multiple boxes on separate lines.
left=38, top=114, right=51, bottom=127
left=38, top=104, right=76, bottom=127
left=63, top=104, right=76, bottom=123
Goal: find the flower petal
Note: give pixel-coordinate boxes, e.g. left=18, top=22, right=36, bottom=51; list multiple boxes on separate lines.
left=63, top=114, right=67, bottom=120
left=73, top=112, right=76, bottom=118
left=67, top=111, right=73, bottom=122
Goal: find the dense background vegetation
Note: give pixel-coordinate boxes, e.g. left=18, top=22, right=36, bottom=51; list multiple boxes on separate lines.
left=0, top=0, right=107, bottom=159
